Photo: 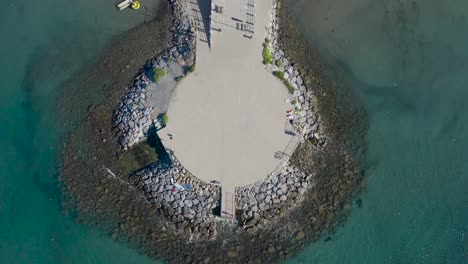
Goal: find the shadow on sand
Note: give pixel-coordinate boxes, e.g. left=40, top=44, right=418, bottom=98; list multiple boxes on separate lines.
left=189, top=0, right=212, bottom=48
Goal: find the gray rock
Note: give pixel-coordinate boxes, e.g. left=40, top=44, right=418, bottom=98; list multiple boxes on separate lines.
left=178, top=200, right=185, bottom=208
left=297, top=77, right=303, bottom=85
left=271, top=176, right=278, bottom=185
left=274, top=52, right=282, bottom=60
left=311, top=123, right=318, bottom=132
left=184, top=199, right=193, bottom=208
left=255, top=193, right=265, bottom=201
left=259, top=202, right=266, bottom=211
left=251, top=205, right=258, bottom=212
left=299, top=95, right=305, bottom=103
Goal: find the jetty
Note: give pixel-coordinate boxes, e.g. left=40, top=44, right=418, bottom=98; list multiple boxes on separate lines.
left=160, top=0, right=294, bottom=221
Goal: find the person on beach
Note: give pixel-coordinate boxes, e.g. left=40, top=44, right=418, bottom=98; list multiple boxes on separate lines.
left=287, top=112, right=294, bottom=125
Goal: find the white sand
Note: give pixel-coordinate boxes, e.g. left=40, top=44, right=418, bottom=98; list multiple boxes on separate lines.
left=160, top=0, right=292, bottom=196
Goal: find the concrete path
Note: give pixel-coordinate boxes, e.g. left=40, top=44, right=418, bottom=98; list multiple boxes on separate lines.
left=159, top=0, right=292, bottom=211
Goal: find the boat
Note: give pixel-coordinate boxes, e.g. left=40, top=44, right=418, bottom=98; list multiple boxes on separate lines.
left=117, top=0, right=140, bottom=11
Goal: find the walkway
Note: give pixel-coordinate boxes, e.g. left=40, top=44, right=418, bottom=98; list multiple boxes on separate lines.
left=159, top=0, right=292, bottom=218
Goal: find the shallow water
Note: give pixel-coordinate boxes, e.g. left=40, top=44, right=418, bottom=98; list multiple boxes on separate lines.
left=0, top=0, right=162, bottom=263
left=1, top=0, right=467, bottom=263
left=287, top=0, right=467, bottom=263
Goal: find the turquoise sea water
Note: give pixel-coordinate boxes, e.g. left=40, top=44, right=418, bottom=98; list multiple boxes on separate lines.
left=0, top=0, right=161, bottom=263
left=288, top=0, right=467, bottom=263
left=0, top=0, right=466, bottom=263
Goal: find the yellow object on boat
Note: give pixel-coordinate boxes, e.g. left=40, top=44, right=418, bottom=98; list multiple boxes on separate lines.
left=131, top=1, right=140, bottom=10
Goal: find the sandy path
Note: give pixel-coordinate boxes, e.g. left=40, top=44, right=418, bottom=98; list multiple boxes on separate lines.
left=160, top=0, right=292, bottom=194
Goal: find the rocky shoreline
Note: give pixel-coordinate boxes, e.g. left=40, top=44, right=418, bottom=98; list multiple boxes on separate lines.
left=129, top=150, right=221, bottom=240
left=265, top=0, right=325, bottom=145
left=234, top=0, right=328, bottom=231
left=112, top=0, right=196, bottom=151
left=59, top=0, right=367, bottom=263
left=236, top=161, right=310, bottom=232
left=107, top=0, right=225, bottom=241
left=109, top=0, right=329, bottom=236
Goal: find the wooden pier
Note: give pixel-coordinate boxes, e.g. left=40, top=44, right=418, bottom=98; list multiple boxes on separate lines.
left=221, top=188, right=235, bottom=220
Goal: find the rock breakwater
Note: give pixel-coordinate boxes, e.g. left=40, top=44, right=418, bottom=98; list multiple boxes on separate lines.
left=264, top=0, right=326, bottom=147
left=112, top=0, right=195, bottom=151
left=60, top=0, right=367, bottom=262
left=236, top=160, right=312, bottom=232
left=129, top=151, right=220, bottom=240
left=233, top=0, right=330, bottom=232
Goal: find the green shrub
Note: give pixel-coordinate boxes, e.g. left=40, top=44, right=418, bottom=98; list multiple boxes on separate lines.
left=175, top=75, right=185, bottom=82
left=284, top=80, right=297, bottom=94
left=262, top=47, right=273, bottom=64
left=275, top=59, right=283, bottom=67
left=273, top=71, right=296, bottom=94
left=161, top=113, right=168, bottom=125
left=188, top=64, right=196, bottom=73
left=264, top=38, right=271, bottom=46
left=153, top=68, right=167, bottom=83
left=273, top=71, right=285, bottom=80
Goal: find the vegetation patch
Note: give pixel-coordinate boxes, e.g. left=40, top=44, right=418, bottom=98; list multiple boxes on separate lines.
left=275, top=59, right=283, bottom=68
left=161, top=113, right=169, bottom=125
left=118, top=142, right=158, bottom=176
left=262, top=38, right=273, bottom=64
left=273, top=71, right=285, bottom=81
left=273, top=71, right=296, bottom=94
left=283, top=80, right=297, bottom=94
left=153, top=68, right=167, bottom=83
left=175, top=75, right=185, bottom=82
left=263, top=47, right=273, bottom=65
left=187, top=64, right=196, bottom=74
